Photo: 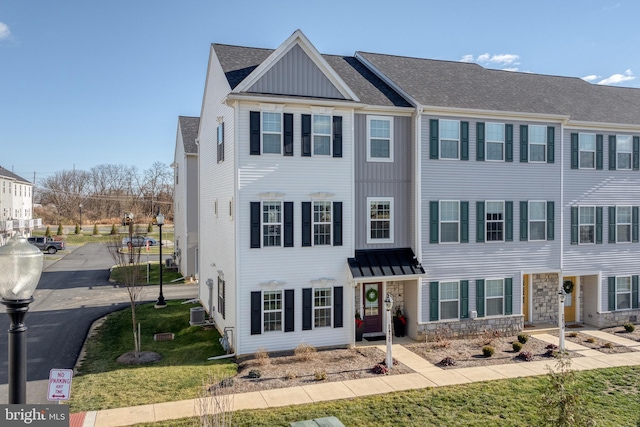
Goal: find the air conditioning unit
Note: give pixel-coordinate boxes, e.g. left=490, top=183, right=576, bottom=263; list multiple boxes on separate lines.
left=469, top=310, right=478, bottom=319
left=190, top=307, right=206, bottom=325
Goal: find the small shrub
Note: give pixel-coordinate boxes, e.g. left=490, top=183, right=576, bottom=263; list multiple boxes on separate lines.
left=517, top=351, right=534, bottom=361
left=439, top=356, right=456, bottom=366
left=602, top=342, right=614, bottom=349
left=248, top=369, right=261, bottom=379
left=92, top=224, right=99, bottom=235
left=284, top=371, right=297, bottom=380
left=371, top=364, right=389, bottom=375
left=381, top=357, right=399, bottom=366
left=254, top=347, right=270, bottom=365
left=585, top=337, right=597, bottom=344
left=147, top=222, right=153, bottom=233
left=624, top=322, right=636, bottom=333
left=568, top=332, right=578, bottom=338
left=482, top=346, right=495, bottom=357
left=314, top=370, right=327, bottom=381
left=512, top=341, right=523, bottom=352
left=45, top=226, right=52, bottom=237
left=546, top=343, right=558, bottom=350
left=517, top=333, right=529, bottom=344
left=218, top=377, right=234, bottom=388
left=294, top=343, right=317, bottom=361
left=110, top=224, right=117, bottom=235
left=544, top=343, right=558, bottom=358
left=56, top=224, right=63, bottom=236
left=74, top=224, right=80, bottom=235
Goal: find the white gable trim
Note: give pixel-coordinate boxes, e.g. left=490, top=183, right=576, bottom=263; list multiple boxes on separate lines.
left=233, top=29, right=360, bottom=102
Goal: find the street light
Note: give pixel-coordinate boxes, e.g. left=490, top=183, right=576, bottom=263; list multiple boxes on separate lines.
left=558, top=287, right=567, bottom=352
left=0, top=234, right=44, bottom=404
left=155, top=211, right=166, bottom=308
left=384, top=293, right=393, bottom=370
left=79, top=204, right=83, bottom=231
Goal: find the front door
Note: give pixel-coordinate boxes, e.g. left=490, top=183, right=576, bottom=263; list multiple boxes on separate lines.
left=363, top=283, right=382, bottom=333
left=563, top=276, right=576, bottom=323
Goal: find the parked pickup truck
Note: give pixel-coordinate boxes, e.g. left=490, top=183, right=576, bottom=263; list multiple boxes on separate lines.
left=27, top=236, right=65, bottom=254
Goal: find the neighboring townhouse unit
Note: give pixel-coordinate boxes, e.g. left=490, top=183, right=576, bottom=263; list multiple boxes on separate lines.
left=173, top=116, right=200, bottom=278
left=186, top=30, right=640, bottom=356
left=0, top=166, right=40, bottom=244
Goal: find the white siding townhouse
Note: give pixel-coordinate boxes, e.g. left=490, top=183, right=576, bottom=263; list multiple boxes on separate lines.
left=172, top=116, right=200, bottom=279
left=0, top=166, right=40, bottom=244
left=184, top=30, right=640, bottom=356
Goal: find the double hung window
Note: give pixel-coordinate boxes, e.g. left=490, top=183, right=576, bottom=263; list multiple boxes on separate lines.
left=616, top=277, right=631, bottom=310
left=579, top=133, right=596, bottom=169
left=313, top=201, right=332, bottom=245
left=529, top=125, right=547, bottom=162
left=486, top=123, right=504, bottom=161
left=486, top=201, right=504, bottom=242
left=440, top=120, right=460, bottom=159
left=313, top=115, right=331, bottom=155
left=617, top=135, right=632, bottom=170
left=314, top=288, right=332, bottom=328
left=579, top=206, right=595, bottom=244
left=485, top=279, right=504, bottom=316
left=262, top=201, right=282, bottom=247
left=440, top=201, right=460, bottom=243
left=367, top=198, right=393, bottom=243
left=439, top=281, right=459, bottom=320
left=263, top=290, right=283, bottom=332
left=529, top=201, right=547, bottom=241
left=262, top=112, right=282, bottom=154
left=616, top=206, right=632, bottom=243
left=367, top=116, right=393, bottom=161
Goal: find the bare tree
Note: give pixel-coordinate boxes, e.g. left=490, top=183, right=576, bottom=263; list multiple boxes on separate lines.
left=106, top=223, right=144, bottom=358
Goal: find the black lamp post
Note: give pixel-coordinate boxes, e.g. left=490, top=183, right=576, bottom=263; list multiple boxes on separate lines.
left=0, top=235, right=44, bottom=404
left=79, top=204, right=83, bottom=231
left=155, top=211, right=166, bottom=308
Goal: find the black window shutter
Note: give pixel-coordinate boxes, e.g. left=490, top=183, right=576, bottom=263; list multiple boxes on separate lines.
left=334, top=286, right=343, bottom=328
left=430, top=119, right=439, bottom=159
left=250, top=111, right=261, bottom=155
left=609, top=135, right=616, bottom=170
left=284, top=202, right=294, bottom=247
left=476, top=279, right=485, bottom=317
left=633, top=206, right=639, bottom=243
left=596, top=135, right=604, bottom=170
left=520, top=201, right=528, bottom=241
left=571, top=133, right=579, bottom=169
left=547, top=201, right=555, bottom=241
left=596, top=207, right=603, bottom=244
left=283, top=113, right=293, bottom=156
left=460, top=280, right=469, bottom=319
left=505, top=124, right=513, bottom=162
left=608, top=206, right=616, bottom=244
left=505, top=201, right=513, bottom=242
left=505, top=278, right=513, bottom=315
left=633, top=136, right=640, bottom=171
left=302, top=288, right=312, bottom=330
left=460, top=121, right=469, bottom=161
left=221, top=280, right=226, bottom=319
left=476, top=122, right=485, bottom=161
left=301, top=202, right=311, bottom=247
left=284, top=289, right=295, bottom=332
left=461, top=201, right=469, bottom=243
left=520, top=125, right=528, bottom=162
left=333, top=202, right=343, bottom=246
left=547, top=126, right=554, bottom=163
left=429, top=201, right=438, bottom=243
left=301, top=114, right=311, bottom=157
left=607, top=277, right=616, bottom=311
left=476, top=201, right=485, bottom=243
left=633, top=276, right=639, bottom=309
left=333, top=116, right=343, bottom=158
left=429, top=281, right=439, bottom=321
left=250, top=202, right=261, bottom=248
left=570, top=206, right=578, bottom=245
left=251, top=291, right=262, bottom=335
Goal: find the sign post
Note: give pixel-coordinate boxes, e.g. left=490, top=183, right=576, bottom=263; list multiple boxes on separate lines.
left=47, top=369, right=73, bottom=402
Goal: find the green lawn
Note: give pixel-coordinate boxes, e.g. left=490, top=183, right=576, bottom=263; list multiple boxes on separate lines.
left=68, top=300, right=234, bottom=412
left=109, top=262, right=185, bottom=285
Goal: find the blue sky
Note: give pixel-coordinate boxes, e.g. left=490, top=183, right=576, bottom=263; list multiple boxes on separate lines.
left=2, top=1, right=639, bottom=183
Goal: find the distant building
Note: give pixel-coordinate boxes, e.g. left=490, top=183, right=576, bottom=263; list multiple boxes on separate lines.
left=0, top=166, right=41, bottom=244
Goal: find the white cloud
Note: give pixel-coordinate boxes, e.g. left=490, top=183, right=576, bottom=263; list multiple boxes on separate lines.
left=459, top=52, right=520, bottom=71
left=0, top=22, right=10, bottom=40
left=477, top=53, right=490, bottom=63
left=487, top=54, right=520, bottom=66
left=582, top=75, right=599, bottom=83
left=597, top=69, right=635, bottom=85
left=460, top=54, right=474, bottom=63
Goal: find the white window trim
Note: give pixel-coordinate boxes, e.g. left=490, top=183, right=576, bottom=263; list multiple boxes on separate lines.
left=262, top=290, right=283, bottom=333
left=485, top=122, right=505, bottom=162
left=312, top=114, right=332, bottom=156
left=439, top=200, right=460, bottom=244
left=579, top=132, right=596, bottom=170
left=439, top=119, right=460, bottom=160
left=261, top=111, right=282, bottom=155
left=579, top=205, right=596, bottom=245
left=366, top=115, right=394, bottom=163
left=262, top=200, right=283, bottom=248
left=615, top=276, right=632, bottom=311
left=313, top=287, right=332, bottom=328
left=439, top=281, right=460, bottom=320
left=529, top=125, right=547, bottom=163
left=485, top=278, right=505, bottom=317
left=486, top=200, right=505, bottom=243
left=528, top=200, right=547, bottom=242
left=366, top=197, right=394, bottom=244
left=616, top=135, right=632, bottom=170
left=312, top=200, right=332, bottom=246
left=616, top=205, right=632, bottom=244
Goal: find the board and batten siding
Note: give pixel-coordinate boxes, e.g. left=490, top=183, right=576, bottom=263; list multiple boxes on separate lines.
left=247, top=44, right=345, bottom=100
left=354, top=114, right=413, bottom=249
left=198, top=47, right=238, bottom=338
left=235, top=102, right=354, bottom=355
left=419, top=115, right=563, bottom=322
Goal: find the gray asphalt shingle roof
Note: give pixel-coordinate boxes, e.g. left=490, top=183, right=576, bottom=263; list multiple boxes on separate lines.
left=178, top=116, right=199, bottom=154
left=0, top=166, right=30, bottom=184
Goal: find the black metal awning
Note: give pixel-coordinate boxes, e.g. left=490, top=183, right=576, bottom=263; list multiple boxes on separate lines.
left=347, top=248, right=425, bottom=279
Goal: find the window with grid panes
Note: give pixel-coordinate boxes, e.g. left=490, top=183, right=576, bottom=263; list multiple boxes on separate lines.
left=314, top=288, right=332, bottom=327
left=263, top=290, right=282, bottom=332
left=262, top=201, right=282, bottom=247
left=486, top=201, right=504, bottom=242
left=313, top=201, right=331, bottom=245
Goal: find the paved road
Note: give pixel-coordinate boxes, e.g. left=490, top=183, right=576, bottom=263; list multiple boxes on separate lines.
left=0, top=243, right=198, bottom=404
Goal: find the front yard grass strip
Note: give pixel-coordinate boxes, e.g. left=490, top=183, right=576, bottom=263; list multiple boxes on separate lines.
left=69, top=300, right=234, bottom=412
left=132, top=366, right=640, bottom=427
left=109, top=262, right=184, bottom=285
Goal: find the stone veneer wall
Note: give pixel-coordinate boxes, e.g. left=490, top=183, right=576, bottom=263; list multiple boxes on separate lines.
left=531, top=273, right=560, bottom=324
left=386, top=281, right=405, bottom=315
left=592, top=310, right=639, bottom=328
left=417, top=315, right=525, bottom=341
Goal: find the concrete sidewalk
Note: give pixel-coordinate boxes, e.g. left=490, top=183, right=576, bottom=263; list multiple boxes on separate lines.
left=78, top=333, right=640, bottom=427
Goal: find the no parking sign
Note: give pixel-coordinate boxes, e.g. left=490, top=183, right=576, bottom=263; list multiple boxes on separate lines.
left=47, top=369, right=73, bottom=401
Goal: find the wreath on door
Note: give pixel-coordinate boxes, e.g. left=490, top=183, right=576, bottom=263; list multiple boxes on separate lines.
left=563, top=280, right=574, bottom=294
left=365, top=287, right=379, bottom=303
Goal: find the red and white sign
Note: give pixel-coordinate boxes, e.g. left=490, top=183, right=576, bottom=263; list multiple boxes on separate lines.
left=47, top=369, right=73, bottom=401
